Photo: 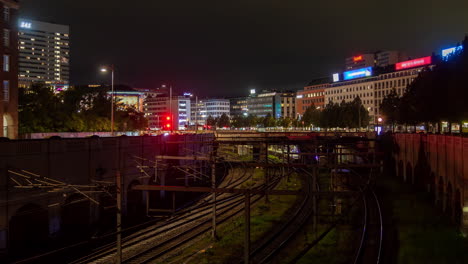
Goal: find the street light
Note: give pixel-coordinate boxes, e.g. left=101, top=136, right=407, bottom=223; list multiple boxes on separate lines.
left=100, top=65, right=115, bottom=136
left=377, top=117, right=383, bottom=135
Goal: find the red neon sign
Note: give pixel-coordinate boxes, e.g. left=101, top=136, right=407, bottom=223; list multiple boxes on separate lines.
left=395, top=56, right=431, bottom=70
left=353, top=55, right=363, bottom=62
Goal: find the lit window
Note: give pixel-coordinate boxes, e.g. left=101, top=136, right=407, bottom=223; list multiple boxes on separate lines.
left=2, top=29, right=9, bottom=47
left=3, top=80, right=9, bottom=102
left=3, top=6, right=9, bottom=22
left=3, top=55, right=9, bottom=72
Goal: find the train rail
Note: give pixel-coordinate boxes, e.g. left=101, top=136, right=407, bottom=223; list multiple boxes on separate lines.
left=247, top=167, right=314, bottom=263
left=68, top=162, right=253, bottom=264
left=121, top=168, right=283, bottom=264
left=71, top=162, right=281, bottom=264
left=353, top=185, right=383, bottom=264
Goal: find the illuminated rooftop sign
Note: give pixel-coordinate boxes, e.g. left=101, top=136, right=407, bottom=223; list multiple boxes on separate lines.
left=332, top=73, right=340, bottom=82
left=441, top=46, right=463, bottom=59
left=353, top=55, right=363, bottom=62
left=20, top=21, right=32, bottom=29
left=343, top=67, right=372, bottom=81
left=395, top=56, right=432, bottom=70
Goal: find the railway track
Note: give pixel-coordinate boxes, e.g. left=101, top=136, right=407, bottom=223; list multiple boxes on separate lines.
left=353, top=185, right=383, bottom=264
left=247, top=167, right=314, bottom=264
left=123, top=168, right=283, bottom=264
left=71, top=163, right=281, bottom=264
left=69, top=162, right=253, bottom=264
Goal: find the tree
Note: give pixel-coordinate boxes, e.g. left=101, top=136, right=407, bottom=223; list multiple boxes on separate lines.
left=262, top=113, right=276, bottom=128
left=206, top=115, right=216, bottom=127
left=246, top=114, right=259, bottom=128
left=231, top=116, right=247, bottom=128
left=380, top=89, right=401, bottom=132
left=279, top=117, right=292, bottom=128
left=18, top=84, right=148, bottom=134
left=217, top=113, right=231, bottom=128
left=393, top=37, right=468, bottom=132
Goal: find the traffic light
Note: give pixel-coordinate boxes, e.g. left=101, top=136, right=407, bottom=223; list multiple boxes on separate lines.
left=163, top=115, right=172, bottom=130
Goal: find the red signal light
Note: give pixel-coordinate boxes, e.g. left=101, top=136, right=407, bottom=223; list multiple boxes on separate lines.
left=166, top=124, right=171, bottom=128
left=166, top=116, right=171, bottom=120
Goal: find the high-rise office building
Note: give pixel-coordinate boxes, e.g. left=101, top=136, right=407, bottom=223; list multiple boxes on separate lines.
left=18, top=19, right=70, bottom=89
left=190, top=98, right=230, bottom=126
left=0, top=0, right=19, bottom=139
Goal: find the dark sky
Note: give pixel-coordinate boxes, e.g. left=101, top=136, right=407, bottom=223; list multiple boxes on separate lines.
left=20, top=0, right=468, bottom=97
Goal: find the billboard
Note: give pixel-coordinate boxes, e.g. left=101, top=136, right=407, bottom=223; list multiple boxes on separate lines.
left=343, top=67, right=372, bottom=80
left=395, top=56, right=432, bottom=70
left=353, top=55, right=363, bottom=62
left=332, top=73, right=340, bottom=82
left=441, top=46, right=463, bottom=59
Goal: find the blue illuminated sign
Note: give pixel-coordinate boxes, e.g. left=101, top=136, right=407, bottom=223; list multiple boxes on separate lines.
left=343, top=67, right=373, bottom=80
left=441, top=46, right=463, bottom=59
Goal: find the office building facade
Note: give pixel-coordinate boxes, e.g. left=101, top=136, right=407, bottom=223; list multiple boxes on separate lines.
left=296, top=78, right=329, bottom=116
left=247, top=91, right=281, bottom=118
left=280, top=92, right=296, bottom=119
left=0, top=0, right=19, bottom=139
left=326, top=56, right=433, bottom=124
left=191, top=98, right=230, bottom=126
left=18, top=19, right=70, bottom=89
left=144, top=93, right=191, bottom=130
left=229, top=96, right=248, bottom=118
left=346, top=51, right=406, bottom=70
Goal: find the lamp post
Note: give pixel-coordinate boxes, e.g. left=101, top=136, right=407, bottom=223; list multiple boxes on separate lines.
left=100, top=65, right=115, bottom=136
left=377, top=117, right=383, bottom=135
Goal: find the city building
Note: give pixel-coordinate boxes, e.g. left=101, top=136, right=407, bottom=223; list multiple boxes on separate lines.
left=229, top=96, right=248, bottom=118
left=191, top=98, right=230, bottom=126
left=326, top=55, right=434, bottom=124
left=279, top=92, right=296, bottom=119
left=245, top=90, right=297, bottom=119
left=296, top=77, right=330, bottom=117
left=247, top=90, right=281, bottom=118
left=345, top=53, right=375, bottom=70
left=111, top=91, right=145, bottom=112
left=345, top=51, right=406, bottom=70
left=373, top=56, right=433, bottom=119
left=375, top=50, right=406, bottom=67
left=18, top=18, right=70, bottom=89
left=144, top=91, right=191, bottom=130
left=0, top=0, right=19, bottom=139
left=325, top=76, right=378, bottom=123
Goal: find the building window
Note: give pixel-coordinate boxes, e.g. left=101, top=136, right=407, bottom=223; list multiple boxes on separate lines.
left=3, top=6, right=9, bottom=22
left=3, top=29, right=9, bottom=47
left=3, top=80, right=9, bottom=102
left=3, top=55, right=9, bottom=72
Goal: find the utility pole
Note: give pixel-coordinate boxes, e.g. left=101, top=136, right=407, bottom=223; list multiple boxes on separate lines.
left=211, top=144, right=217, bottom=238
left=244, top=191, right=251, bottom=264
left=195, top=96, right=198, bottom=132
left=116, top=170, right=122, bottom=264
left=169, top=86, right=173, bottom=131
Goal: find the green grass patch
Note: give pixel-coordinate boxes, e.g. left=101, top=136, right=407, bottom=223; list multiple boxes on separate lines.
left=378, top=175, right=468, bottom=264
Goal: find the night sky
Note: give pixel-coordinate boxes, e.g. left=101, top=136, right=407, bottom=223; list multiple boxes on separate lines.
left=20, top=0, right=468, bottom=97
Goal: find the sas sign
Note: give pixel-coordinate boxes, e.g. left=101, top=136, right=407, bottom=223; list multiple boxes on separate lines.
left=441, top=46, right=463, bottom=59
left=343, top=67, right=372, bottom=81
left=395, top=56, right=432, bottom=70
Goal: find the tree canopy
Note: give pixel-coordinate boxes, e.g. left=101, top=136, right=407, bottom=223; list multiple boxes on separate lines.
left=18, top=84, right=148, bottom=134
left=379, top=37, right=468, bottom=130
